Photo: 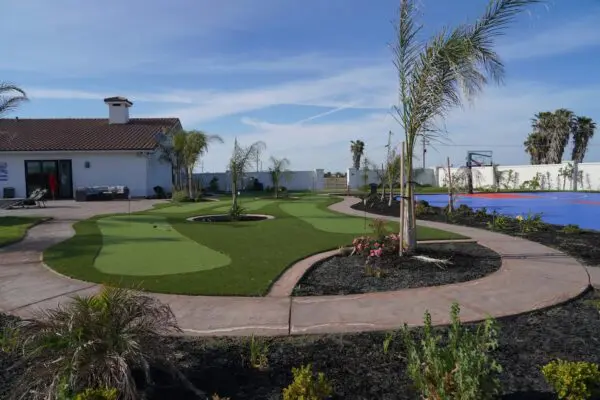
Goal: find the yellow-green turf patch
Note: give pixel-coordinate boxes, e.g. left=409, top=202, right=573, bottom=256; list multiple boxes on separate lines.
left=94, top=215, right=230, bottom=276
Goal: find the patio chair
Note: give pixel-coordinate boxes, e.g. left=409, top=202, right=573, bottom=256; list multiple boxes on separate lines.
left=7, top=189, right=48, bottom=209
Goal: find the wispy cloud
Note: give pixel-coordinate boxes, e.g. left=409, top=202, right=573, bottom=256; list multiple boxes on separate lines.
left=199, top=81, right=600, bottom=172
left=499, top=11, right=600, bottom=60
left=146, top=65, right=395, bottom=124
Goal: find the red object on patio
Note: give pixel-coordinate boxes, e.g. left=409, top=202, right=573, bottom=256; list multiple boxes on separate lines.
left=48, top=173, right=57, bottom=199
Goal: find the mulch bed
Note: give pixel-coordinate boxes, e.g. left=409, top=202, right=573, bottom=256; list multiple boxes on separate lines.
left=292, top=242, right=501, bottom=296
left=2, top=290, right=600, bottom=399
left=352, top=196, right=600, bottom=267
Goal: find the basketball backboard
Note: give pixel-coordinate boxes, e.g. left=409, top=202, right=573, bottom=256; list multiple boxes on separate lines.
left=466, top=150, right=493, bottom=166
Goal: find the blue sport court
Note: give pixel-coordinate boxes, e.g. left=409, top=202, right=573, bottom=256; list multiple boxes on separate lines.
left=415, top=192, right=600, bottom=231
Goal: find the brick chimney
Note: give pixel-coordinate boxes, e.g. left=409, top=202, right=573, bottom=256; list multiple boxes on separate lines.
left=103, top=96, right=133, bottom=124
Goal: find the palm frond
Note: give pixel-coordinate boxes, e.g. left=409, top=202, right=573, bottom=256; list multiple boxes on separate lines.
left=0, top=82, right=28, bottom=116
left=8, top=286, right=202, bottom=400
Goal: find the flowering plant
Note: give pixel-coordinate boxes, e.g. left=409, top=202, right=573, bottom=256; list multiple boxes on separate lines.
left=352, top=233, right=400, bottom=258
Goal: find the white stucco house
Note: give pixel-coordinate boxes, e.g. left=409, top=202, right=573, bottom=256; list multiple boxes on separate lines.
left=0, top=97, right=181, bottom=199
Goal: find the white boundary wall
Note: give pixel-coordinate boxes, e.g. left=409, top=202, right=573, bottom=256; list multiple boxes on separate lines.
left=435, top=161, right=600, bottom=191
left=195, top=169, right=325, bottom=191
left=346, top=167, right=437, bottom=189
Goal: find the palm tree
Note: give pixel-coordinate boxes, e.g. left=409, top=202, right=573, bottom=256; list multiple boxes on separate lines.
left=524, top=131, right=549, bottom=164
left=548, top=108, right=574, bottom=163
left=181, top=130, right=223, bottom=198
left=393, top=0, right=541, bottom=254
left=7, top=287, right=205, bottom=400
left=0, top=82, right=28, bottom=116
left=229, top=139, right=266, bottom=217
left=158, top=130, right=186, bottom=190
left=571, top=116, right=596, bottom=163
left=350, top=140, right=365, bottom=170
left=268, top=157, right=291, bottom=198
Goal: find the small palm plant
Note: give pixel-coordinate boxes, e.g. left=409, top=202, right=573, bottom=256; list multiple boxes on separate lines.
left=268, top=157, right=291, bottom=198
left=7, top=286, right=205, bottom=400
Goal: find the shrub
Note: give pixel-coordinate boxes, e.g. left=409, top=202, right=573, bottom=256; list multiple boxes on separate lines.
left=249, top=335, right=269, bottom=370
left=487, top=214, right=509, bottom=231
left=415, top=201, right=432, bottom=217
left=542, top=359, right=600, bottom=400
left=9, top=287, right=204, bottom=400
left=0, top=323, right=19, bottom=353
left=475, top=207, right=488, bottom=218
left=561, top=224, right=582, bottom=235
left=229, top=203, right=246, bottom=220
left=171, top=190, right=190, bottom=203
left=352, top=234, right=399, bottom=258
left=282, top=364, right=333, bottom=400
left=73, top=387, right=118, bottom=400
left=516, top=212, right=544, bottom=233
left=152, top=185, right=166, bottom=199
left=209, top=176, right=219, bottom=192
left=369, top=218, right=388, bottom=240
left=402, top=303, right=502, bottom=400
left=456, top=204, right=474, bottom=215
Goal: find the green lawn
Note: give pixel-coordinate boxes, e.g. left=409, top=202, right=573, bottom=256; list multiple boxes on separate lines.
left=44, top=196, right=465, bottom=296
left=0, top=216, right=45, bottom=247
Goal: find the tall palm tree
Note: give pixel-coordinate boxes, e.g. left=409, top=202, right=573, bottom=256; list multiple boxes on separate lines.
left=571, top=116, right=596, bottom=163
left=0, top=82, right=28, bottom=116
left=350, top=140, right=365, bottom=170
left=229, top=139, right=266, bottom=216
left=548, top=108, right=574, bottom=163
left=523, top=131, right=549, bottom=164
left=394, top=0, right=541, bottom=254
left=268, top=156, right=291, bottom=198
left=181, top=130, right=223, bottom=198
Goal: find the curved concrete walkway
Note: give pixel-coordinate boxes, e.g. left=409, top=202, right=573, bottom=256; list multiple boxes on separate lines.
left=0, top=198, right=591, bottom=336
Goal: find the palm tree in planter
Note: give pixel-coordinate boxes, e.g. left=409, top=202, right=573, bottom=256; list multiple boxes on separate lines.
left=350, top=140, right=365, bottom=170
left=268, top=156, right=291, bottom=198
left=229, top=139, right=266, bottom=219
left=0, top=82, right=27, bottom=116
left=394, top=0, right=541, bottom=254
left=6, top=286, right=205, bottom=400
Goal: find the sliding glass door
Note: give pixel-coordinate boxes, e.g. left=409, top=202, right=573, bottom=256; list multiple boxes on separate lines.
left=24, top=160, right=73, bottom=199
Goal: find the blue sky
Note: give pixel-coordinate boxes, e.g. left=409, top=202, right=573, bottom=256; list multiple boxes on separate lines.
left=2, top=0, right=600, bottom=172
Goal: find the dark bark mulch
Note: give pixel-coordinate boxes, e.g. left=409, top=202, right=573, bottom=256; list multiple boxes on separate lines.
left=352, top=197, right=600, bottom=267
left=2, top=291, right=600, bottom=399
left=292, top=242, right=501, bottom=296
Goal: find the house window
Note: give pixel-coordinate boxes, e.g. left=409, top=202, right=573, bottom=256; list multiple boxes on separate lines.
left=84, top=161, right=91, bottom=168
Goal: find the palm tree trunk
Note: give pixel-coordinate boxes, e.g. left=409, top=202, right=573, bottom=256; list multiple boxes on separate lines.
left=187, top=167, right=193, bottom=198
left=402, top=143, right=417, bottom=255
left=232, top=178, right=238, bottom=208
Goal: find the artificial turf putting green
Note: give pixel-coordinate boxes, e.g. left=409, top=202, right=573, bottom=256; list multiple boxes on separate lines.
left=149, top=200, right=221, bottom=214
left=211, top=199, right=276, bottom=213
left=278, top=200, right=396, bottom=234
left=94, top=215, right=230, bottom=276
left=0, top=216, right=45, bottom=247
left=44, top=196, right=466, bottom=296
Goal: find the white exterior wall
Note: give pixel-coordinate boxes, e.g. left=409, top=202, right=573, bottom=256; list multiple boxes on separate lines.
left=146, top=151, right=172, bottom=195
left=435, top=161, right=600, bottom=191
left=196, top=169, right=325, bottom=191
left=347, top=167, right=437, bottom=189
left=0, top=151, right=167, bottom=198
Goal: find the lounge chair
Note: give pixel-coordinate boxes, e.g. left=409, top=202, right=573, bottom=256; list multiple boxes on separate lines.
left=7, top=189, right=48, bottom=209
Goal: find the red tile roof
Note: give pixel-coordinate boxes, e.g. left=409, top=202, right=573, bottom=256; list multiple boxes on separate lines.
left=0, top=118, right=181, bottom=152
